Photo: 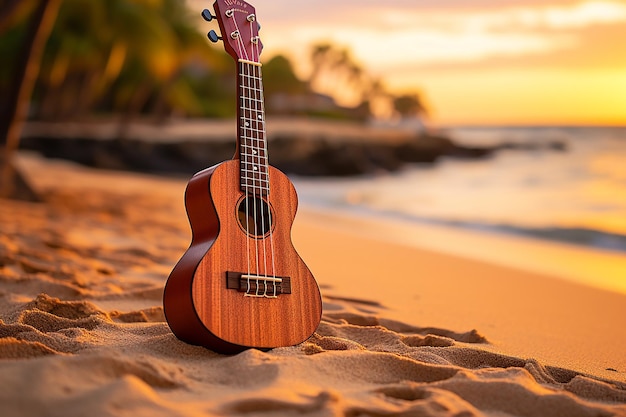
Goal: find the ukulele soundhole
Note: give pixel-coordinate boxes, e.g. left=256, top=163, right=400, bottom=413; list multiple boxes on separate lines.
left=237, top=195, right=273, bottom=238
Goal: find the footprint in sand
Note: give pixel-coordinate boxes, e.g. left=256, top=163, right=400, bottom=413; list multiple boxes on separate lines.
left=110, top=307, right=165, bottom=323
left=0, top=294, right=110, bottom=357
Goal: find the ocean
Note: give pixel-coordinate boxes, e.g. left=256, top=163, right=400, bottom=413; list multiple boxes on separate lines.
left=294, top=126, right=626, bottom=254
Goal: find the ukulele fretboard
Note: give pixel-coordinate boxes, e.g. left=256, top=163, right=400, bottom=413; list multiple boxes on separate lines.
left=238, top=60, right=269, bottom=196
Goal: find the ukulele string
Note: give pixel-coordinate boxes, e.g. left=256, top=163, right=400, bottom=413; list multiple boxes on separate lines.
left=241, top=61, right=251, bottom=295
left=247, top=18, right=263, bottom=296
left=234, top=11, right=276, bottom=297
left=251, top=17, right=277, bottom=297
left=245, top=63, right=261, bottom=294
left=255, top=62, right=278, bottom=297
left=239, top=15, right=263, bottom=295
left=250, top=17, right=277, bottom=297
left=247, top=62, right=262, bottom=295
left=238, top=62, right=252, bottom=295
left=232, top=11, right=254, bottom=294
left=253, top=63, right=269, bottom=297
left=230, top=11, right=249, bottom=61
left=238, top=20, right=264, bottom=294
left=249, top=17, right=276, bottom=297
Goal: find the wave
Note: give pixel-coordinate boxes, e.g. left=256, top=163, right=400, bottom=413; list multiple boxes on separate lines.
left=305, top=199, right=626, bottom=254
left=455, top=222, right=626, bottom=253
left=296, top=125, right=626, bottom=255
left=377, top=209, right=626, bottom=253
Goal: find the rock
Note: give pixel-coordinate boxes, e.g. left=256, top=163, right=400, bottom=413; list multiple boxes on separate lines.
left=19, top=122, right=566, bottom=177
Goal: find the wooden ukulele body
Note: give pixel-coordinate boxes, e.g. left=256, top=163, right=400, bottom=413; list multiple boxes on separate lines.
left=163, top=160, right=322, bottom=353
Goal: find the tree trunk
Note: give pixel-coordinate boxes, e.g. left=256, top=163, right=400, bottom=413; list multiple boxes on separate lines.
left=0, top=0, right=23, bottom=32
left=116, top=82, right=152, bottom=140
left=151, top=69, right=183, bottom=124
left=0, top=0, right=62, bottom=200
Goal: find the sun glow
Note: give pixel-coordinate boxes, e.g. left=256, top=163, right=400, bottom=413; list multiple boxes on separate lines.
left=390, top=67, right=626, bottom=126
left=207, top=0, right=626, bottom=125
left=539, top=1, right=626, bottom=28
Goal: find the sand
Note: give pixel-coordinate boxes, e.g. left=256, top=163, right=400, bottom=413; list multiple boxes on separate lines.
left=293, top=210, right=626, bottom=382
left=1, top=153, right=625, bottom=417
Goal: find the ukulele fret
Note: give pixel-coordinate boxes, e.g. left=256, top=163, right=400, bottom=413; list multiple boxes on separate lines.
left=240, top=127, right=264, bottom=134
left=240, top=179, right=270, bottom=195
left=240, top=144, right=266, bottom=155
left=240, top=160, right=268, bottom=170
left=240, top=169, right=268, bottom=177
left=241, top=137, right=267, bottom=145
left=240, top=97, right=264, bottom=104
left=240, top=177, right=269, bottom=182
left=240, top=123, right=263, bottom=131
left=241, top=151, right=265, bottom=160
left=239, top=84, right=263, bottom=92
left=238, top=59, right=269, bottom=196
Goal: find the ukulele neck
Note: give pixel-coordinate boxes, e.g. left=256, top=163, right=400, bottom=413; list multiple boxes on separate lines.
left=237, top=59, right=269, bottom=197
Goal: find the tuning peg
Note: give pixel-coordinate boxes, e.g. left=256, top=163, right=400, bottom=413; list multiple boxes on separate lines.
left=207, top=30, right=222, bottom=43
left=257, top=22, right=261, bottom=31
left=201, top=9, right=215, bottom=22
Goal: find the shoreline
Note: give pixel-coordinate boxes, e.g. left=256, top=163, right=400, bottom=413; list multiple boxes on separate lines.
left=2, top=154, right=626, bottom=415
left=14, top=152, right=626, bottom=382
left=295, top=204, right=626, bottom=297
left=19, top=119, right=565, bottom=177
left=291, top=207, right=626, bottom=382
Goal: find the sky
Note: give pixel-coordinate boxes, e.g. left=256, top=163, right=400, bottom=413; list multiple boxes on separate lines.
left=192, top=0, right=626, bottom=126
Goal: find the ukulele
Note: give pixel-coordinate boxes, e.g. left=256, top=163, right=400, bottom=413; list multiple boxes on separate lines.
left=163, top=0, right=322, bottom=354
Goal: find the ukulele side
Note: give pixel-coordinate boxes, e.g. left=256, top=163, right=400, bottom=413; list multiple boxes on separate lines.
left=164, top=160, right=322, bottom=353
left=163, top=162, right=242, bottom=352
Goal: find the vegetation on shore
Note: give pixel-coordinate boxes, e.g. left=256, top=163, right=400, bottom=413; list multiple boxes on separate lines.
left=1, top=0, right=426, bottom=124
left=0, top=0, right=428, bottom=197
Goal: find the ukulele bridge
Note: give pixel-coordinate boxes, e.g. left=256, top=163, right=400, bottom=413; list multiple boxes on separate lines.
left=226, top=272, right=291, bottom=298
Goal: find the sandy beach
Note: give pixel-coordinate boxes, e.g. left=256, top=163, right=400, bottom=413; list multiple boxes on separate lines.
left=1, top=153, right=626, bottom=416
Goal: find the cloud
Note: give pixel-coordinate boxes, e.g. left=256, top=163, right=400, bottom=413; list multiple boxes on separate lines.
left=258, top=0, right=624, bottom=26
left=389, top=1, right=626, bottom=31
left=521, top=1, right=626, bottom=28
left=260, top=0, right=626, bottom=69
left=280, top=26, right=575, bottom=68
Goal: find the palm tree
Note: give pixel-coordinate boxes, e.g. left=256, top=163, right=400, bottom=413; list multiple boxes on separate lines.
left=393, top=93, right=428, bottom=119
left=309, top=42, right=369, bottom=108
left=24, top=0, right=228, bottom=124
left=0, top=0, right=62, bottom=200
left=0, top=0, right=25, bottom=32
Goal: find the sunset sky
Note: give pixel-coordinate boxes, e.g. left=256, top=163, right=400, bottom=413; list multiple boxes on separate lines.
left=193, top=0, right=626, bottom=126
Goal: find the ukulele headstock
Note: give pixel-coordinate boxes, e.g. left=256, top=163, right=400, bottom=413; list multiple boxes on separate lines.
left=202, top=0, right=263, bottom=63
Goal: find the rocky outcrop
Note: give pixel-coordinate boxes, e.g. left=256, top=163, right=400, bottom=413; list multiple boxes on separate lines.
left=19, top=120, right=565, bottom=177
